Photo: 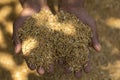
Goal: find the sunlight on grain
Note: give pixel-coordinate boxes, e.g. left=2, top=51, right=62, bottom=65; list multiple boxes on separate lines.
left=61, top=24, right=76, bottom=35
left=49, top=23, right=76, bottom=36
left=22, top=37, right=38, bottom=55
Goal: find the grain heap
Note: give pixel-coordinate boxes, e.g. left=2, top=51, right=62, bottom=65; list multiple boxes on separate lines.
left=18, top=9, right=92, bottom=72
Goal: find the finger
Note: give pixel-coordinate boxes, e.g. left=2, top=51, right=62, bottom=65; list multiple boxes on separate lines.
left=63, top=63, right=72, bottom=74
left=92, top=40, right=101, bottom=52
left=27, top=63, right=36, bottom=70
left=83, top=61, right=91, bottom=73
left=24, top=57, right=36, bottom=70
left=58, top=59, right=64, bottom=65
left=92, top=36, right=101, bottom=52
left=74, top=70, right=82, bottom=78
left=14, top=43, right=22, bottom=54
left=83, top=54, right=91, bottom=73
left=58, top=59, right=66, bottom=65
left=13, top=34, right=22, bottom=54
left=65, top=66, right=72, bottom=74
left=37, top=67, right=45, bottom=75
left=48, top=64, right=54, bottom=73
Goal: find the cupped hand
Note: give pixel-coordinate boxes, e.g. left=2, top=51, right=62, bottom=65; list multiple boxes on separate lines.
left=13, top=7, right=54, bottom=75
left=59, top=6, right=101, bottom=78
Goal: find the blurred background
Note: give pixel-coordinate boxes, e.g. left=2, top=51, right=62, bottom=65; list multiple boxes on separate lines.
left=0, top=0, right=120, bottom=80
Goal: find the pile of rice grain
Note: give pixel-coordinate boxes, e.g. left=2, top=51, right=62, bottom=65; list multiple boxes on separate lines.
left=18, top=9, right=92, bottom=71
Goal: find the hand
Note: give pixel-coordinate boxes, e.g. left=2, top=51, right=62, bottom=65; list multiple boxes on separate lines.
left=13, top=0, right=53, bottom=75
left=60, top=7, right=101, bottom=51
left=76, top=8, right=101, bottom=52
left=59, top=0, right=101, bottom=52
left=59, top=0, right=101, bottom=78
left=13, top=8, right=37, bottom=54
left=12, top=9, right=50, bottom=75
left=63, top=8, right=101, bottom=77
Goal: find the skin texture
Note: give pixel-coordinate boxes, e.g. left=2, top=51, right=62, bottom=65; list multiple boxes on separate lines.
left=13, top=0, right=101, bottom=77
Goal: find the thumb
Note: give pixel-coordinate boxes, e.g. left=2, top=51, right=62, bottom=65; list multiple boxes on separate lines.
left=14, top=42, right=22, bottom=54
left=12, top=32, right=22, bottom=54
left=92, top=37, right=101, bottom=52
left=93, top=43, right=101, bottom=52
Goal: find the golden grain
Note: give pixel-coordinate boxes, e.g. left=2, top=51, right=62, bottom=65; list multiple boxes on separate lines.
left=18, top=9, right=92, bottom=71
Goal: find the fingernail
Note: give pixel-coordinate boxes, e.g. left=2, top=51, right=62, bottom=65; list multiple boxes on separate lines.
left=58, top=60, right=64, bottom=65
left=84, top=65, right=91, bottom=73
left=25, top=59, right=36, bottom=70
left=94, top=44, right=101, bottom=52
left=48, top=64, right=54, bottom=73
left=74, top=70, right=82, bottom=78
left=29, top=64, right=36, bottom=70
left=15, top=44, right=22, bottom=54
left=65, top=67, right=71, bottom=74
left=37, top=67, right=45, bottom=75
